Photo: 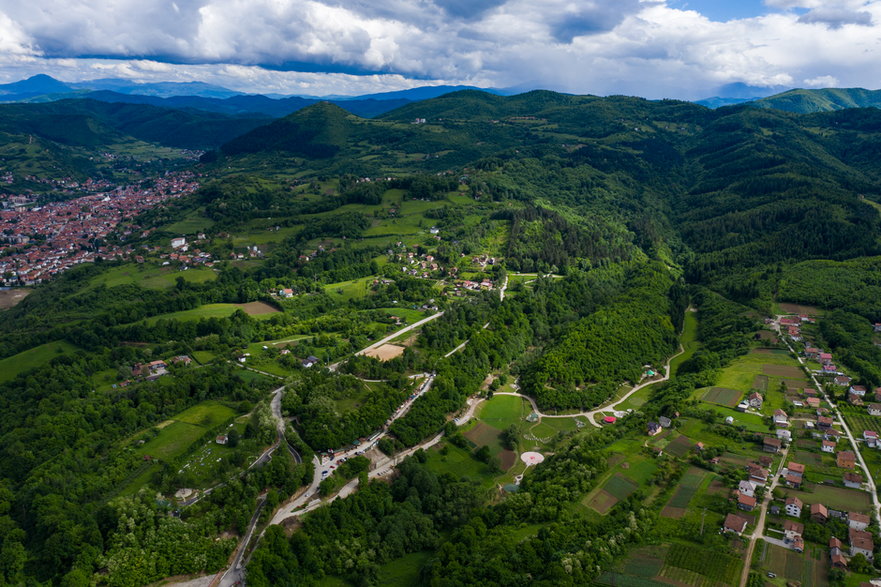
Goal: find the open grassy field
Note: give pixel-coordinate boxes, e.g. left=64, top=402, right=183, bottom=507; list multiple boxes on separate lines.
left=89, top=263, right=217, bottom=290
left=422, top=443, right=498, bottom=489
left=324, top=276, right=376, bottom=300
left=479, top=394, right=530, bottom=428
left=670, top=311, right=700, bottom=377
left=0, top=340, right=80, bottom=383
left=144, top=302, right=280, bottom=324
left=163, top=210, right=214, bottom=234
left=710, top=349, right=806, bottom=399
left=597, top=544, right=668, bottom=587
left=134, top=401, right=236, bottom=462
left=780, top=483, right=872, bottom=511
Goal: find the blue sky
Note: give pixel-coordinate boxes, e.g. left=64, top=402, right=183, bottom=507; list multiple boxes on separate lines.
left=0, top=0, right=877, bottom=98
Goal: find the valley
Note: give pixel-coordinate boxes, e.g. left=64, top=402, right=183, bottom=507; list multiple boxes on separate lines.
left=1, top=88, right=881, bottom=587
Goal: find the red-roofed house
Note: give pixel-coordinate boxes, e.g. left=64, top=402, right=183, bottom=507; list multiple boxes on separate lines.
left=785, top=497, right=803, bottom=517
left=838, top=451, right=856, bottom=469
left=723, top=513, right=749, bottom=535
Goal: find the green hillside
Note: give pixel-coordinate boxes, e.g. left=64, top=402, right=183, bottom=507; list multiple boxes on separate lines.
left=753, top=87, right=881, bottom=113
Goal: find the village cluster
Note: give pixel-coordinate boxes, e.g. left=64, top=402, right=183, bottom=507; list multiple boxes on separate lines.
left=0, top=172, right=201, bottom=285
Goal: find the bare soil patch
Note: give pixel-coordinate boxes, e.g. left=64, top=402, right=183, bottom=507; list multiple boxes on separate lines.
left=660, top=505, right=687, bottom=519
left=779, top=303, right=822, bottom=315
left=498, top=450, right=516, bottom=470
left=363, top=343, right=406, bottom=361
left=763, top=364, right=805, bottom=378
left=238, top=301, right=280, bottom=315
left=463, top=421, right=500, bottom=447
left=756, top=330, right=778, bottom=341
left=706, top=479, right=728, bottom=495
left=0, top=288, right=30, bottom=309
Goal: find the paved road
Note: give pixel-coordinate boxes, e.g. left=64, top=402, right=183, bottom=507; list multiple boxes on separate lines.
left=216, top=495, right=267, bottom=587
left=772, top=315, right=881, bottom=529
left=739, top=444, right=790, bottom=587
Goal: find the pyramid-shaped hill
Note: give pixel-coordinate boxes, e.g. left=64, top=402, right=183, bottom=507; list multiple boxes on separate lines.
left=220, top=101, right=368, bottom=158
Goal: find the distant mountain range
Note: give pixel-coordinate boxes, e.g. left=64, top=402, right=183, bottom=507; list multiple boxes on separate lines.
left=0, top=75, right=507, bottom=118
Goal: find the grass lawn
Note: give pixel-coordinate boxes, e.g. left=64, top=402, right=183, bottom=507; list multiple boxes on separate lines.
left=376, top=551, right=432, bottom=587
left=479, top=395, right=530, bottom=427
left=711, top=350, right=806, bottom=404
left=0, top=340, right=79, bottom=383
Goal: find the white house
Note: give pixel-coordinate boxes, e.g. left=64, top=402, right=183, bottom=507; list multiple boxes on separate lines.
left=785, top=496, right=803, bottom=518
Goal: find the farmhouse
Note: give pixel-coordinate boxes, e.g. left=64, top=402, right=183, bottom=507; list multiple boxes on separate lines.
left=849, top=512, right=870, bottom=531
left=773, top=409, right=789, bottom=427
left=844, top=472, right=864, bottom=489
left=822, top=440, right=836, bottom=453
left=851, top=385, right=868, bottom=397
left=830, top=537, right=848, bottom=568
left=817, top=416, right=834, bottom=429
left=784, top=520, right=804, bottom=544
left=738, top=493, right=757, bottom=512
left=864, top=430, right=879, bottom=448
left=805, top=347, right=819, bottom=360
left=849, top=528, right=874, bottom=559
left=723, top=513, right=749, bottom=535
left=870, top=404, right=881, bottom=417
left=785, top=496, right=803, bottom=517
left=748, top=392, right=763, bottom=408
left=748, top=464, right=769, bottom=483
left=811, top=503, right=829, bottom=523
left=803, top=387, right=818, bottom=397
left=820, top=352, right=833, bottom=364
left=837, top=451, right=856, bottom=469
left=763, top=437, right=782, bottom=453
left=739, top=480, right=757, bottom=498
left=806, top=397, right=820, bottom=409
left=215, top=435, right=228, bottom=445
left=834, top=375, right=852, bottom=387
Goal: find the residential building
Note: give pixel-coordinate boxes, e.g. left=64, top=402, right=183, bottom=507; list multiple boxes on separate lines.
left=844, top=472, right=864, bottom=489
left=850, top=528, right=874, bottom=559
left=763, top=437, right=782, bottom=453
left=738, top=493, right=757, bottom=512
left=659, top=416, right=672, bottom=428
left=822, top=440, right=836, bottom=453
left=811, top=503, right=829, bottom=523
left=838, top=451, right=856, bottom=469
left=785, top=496, right=803, bottom=517
left=647, top=422, right=662, bottom=436
left=784, top=520, right=804, bottom=542
left=738, top=480, right=757, bottom=498
left=748, top=392, right=763, bottom=408
left=864, top=430, right=879, bottom=448
left=870, top=404, right=881, bottom=417
left=851, top=385, right=868, bottom=397
left=830, top=537, right=847, bottom=569
left=774, top=409, right=790, bottom=427
left=723, top=513, right=749, bottom=535
left=849, top=512, right=870, bottom=531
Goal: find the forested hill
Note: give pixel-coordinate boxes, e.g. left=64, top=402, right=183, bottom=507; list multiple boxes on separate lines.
left=752, top=87, right=881, bottom=113
left=210, top=90, right=881, bottom=286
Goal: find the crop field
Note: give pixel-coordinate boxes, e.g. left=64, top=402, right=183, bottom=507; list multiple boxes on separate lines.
left=662, top=468, right=706, bottom=517
left=840, top=406, right=881, bottom=438
left=605, top=474, right=639, bottom=500
left=464, top=421, right=501, bottom=449
left=701, top=387, right=742, bottom=407
left=658, top=543, right=742, bottom=586
left=597, top=545, right=668, bottom=587
left=0, top=340, right=79, bottom=383
left=753, top=375, right=769, bottom=391
left=585, top=490, right=620, bottom=515
left=755, top=542, right=829, bottom=587
left=665, top=435, right=696, bottom=458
